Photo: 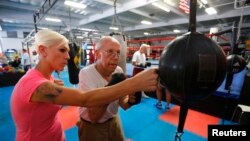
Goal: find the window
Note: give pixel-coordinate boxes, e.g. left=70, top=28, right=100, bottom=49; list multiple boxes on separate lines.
left=7, top=31, right=17, bottom=38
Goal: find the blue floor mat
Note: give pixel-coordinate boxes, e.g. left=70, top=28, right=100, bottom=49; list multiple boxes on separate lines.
left=119, top=98, right=207, bottom=141
left=0, top=86, right=16, bottom=141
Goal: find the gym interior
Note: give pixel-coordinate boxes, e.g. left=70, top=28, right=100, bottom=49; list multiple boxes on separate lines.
left=1, top=0, right=250, bottom=141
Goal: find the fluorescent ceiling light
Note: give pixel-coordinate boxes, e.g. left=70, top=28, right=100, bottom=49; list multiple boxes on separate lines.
left=78, top=28, right=97, bottom=31
left=2, top=19, right=14, bottom=23
left=173, top=29, right=181, bottom=33
left=74, top=9, right=81, bottom=13
left=205, top=7, right=217, bottom=15
left=76, top=36, right=84, bottom=39
left=79, top=10, right=85, bottom=14
left=64, top=0, right=87, bottom=9
left=163, top=0, right=175, bottom=6
left=200, top=0, right=208, bottom=5
left=109, top=26, right=119, bottom=30
left=144, top=32, right=149, bottom=35
left=45, top=17, right=62, bottom=22
left=93, top=0, right=120, bottom=6
left=141, top=20, right=152, bottom=25
left=152, top=2, right=170, bottom=12
left=38, top=27, right=49, bottom=29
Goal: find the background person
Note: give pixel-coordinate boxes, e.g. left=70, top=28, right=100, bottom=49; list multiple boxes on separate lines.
left=131, top=43, right=149, bottom=67
left=32, top=50, right=39, bottom=66
left=11, top=56, right=21, bottom=69
left=21, top=48, right=31, bottom=71
left=10, top=29, right=158, bottom=141
left=155, top=83, right=172, bottom=110
left=0, top=53, right=8, bottom=67
left=132, top=43, right=150, bottom=98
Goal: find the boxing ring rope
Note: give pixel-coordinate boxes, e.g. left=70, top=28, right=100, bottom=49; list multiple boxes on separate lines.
left=127, top=32, right=233, bottom=62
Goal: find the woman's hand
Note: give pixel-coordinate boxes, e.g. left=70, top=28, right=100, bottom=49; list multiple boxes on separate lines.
left=130, top=68, right=158, bottom=92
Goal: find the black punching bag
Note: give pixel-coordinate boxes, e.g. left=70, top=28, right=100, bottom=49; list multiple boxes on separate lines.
left=159, top=0, right=226, bottom=105
left=159, top=32, right=227, bottom=105
left=67, top=43, right=81, bottom=84
left=159, top=1, right=226, bottom=140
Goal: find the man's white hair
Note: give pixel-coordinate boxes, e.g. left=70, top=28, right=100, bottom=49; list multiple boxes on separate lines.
left=95, top=36, right=120, bottom=50
left=140, top=43, right=149, bottom=49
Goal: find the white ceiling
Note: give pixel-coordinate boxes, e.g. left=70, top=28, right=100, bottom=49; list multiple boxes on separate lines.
left=0, top=0, right=250, bottom=39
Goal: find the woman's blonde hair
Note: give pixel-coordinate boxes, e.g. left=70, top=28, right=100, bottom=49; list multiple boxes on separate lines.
left=34, top=29, right=68, bottom=51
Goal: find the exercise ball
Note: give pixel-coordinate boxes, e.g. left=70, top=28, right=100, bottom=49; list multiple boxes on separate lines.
left=159, top=32, right=227, bottom=105
left=226, top=54, right=246, bottom=74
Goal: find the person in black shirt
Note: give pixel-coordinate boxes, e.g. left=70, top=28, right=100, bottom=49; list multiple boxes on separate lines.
left=12, top=56, right=21, bottom=68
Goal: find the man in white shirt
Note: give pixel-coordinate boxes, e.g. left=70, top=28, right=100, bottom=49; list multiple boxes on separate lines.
left=78, top=36, right=135, bottom=141
left=131, top=44, right=148, bottom=67
left=132, top=43, right=150, bottom=98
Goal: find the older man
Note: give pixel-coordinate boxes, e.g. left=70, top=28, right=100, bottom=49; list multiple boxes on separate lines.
left=78, top=36, right=135, bottom=141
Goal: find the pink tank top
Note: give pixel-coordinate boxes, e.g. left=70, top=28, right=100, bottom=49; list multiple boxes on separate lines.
left=11, top=69, right=64, bottom=141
